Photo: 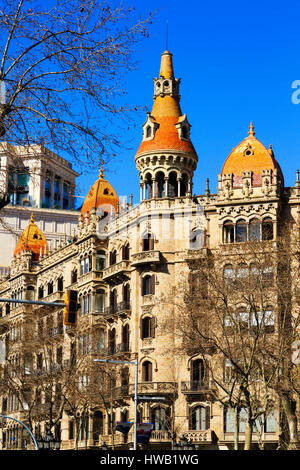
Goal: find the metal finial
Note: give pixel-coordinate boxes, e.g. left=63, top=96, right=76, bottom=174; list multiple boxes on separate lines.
left=166, top=20, right=168, bottom=51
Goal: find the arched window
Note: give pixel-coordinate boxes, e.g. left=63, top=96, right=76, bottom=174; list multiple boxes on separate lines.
left=145, top=173, right=153, bottom=199
left=190, top=406, right=210, bottom=431
left=71, top=269, right=77, bottom=284
left=151, top=407, right=170, bottom=431
left=223, top=220, right=234, bottom=244
left=168, top=172, right=178, bottom=198
left=142, top=233, right=154, bottom=251
left=142, top=275, right=155, bottom=296
left=262, top=217, right=273, bottom=240
left=47, top=281, right=53, bottom=295
left=156, top=172, right=165, bottom=198
left=191, top=359, right=206, bottom=388
left=249, top=218, right=261, bottom=241
left=180, top=173, right=188, bottom=197
left=123, top=283, right=130, bottom=306
left=146, top=125, right=152, bottom=138
left=141, top=316, right=155, bottom=339
left=95, top=289, right=105, bottom=313
left=110, top=289, right=117, bottom=312
left=57, top=276, right=63, bottom=291
left=108, top=329, right=116, bottom=355
left=96, top=250, right=106, bottom=270
left=142, top=360, right=152, bottom=382
left=38, top=285, right=44, bottom=299
left=236, top=219, right=247, bottom=242
left=122, top=244, right=130, bottom=261
left=122, top=324, right=130, bottom=351
left=93, top=411, right=104, bottom=440
left=109, top=250, right=117, bottom=266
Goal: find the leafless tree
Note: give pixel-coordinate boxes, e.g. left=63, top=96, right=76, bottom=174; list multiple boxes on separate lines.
left=160, top=222, right=300, bottom=450
left=0, top=0, right=154, bottom=207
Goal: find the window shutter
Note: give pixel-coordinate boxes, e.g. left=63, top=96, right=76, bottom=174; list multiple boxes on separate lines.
left=205, top=405, right=211, bottom=430
left=142, top=363, right=145, bottom=381
left=149, top=362, right=152, bottom=382
left=140, top=317, right=144, bottom=339
left=150, top=317, right=155, bottom=338
left=149, top=236, right=154, bottom=251
left=189, top=408, right=193, bottom=430
left=151, top=275, right=155, bottom=295
left=141, top=277, right=144, bottom=296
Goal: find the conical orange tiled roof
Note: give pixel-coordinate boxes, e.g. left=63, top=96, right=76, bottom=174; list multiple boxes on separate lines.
left=136, top=51, right=197, bottom=157
left=14, top=213, right=48, bottom=261
left=81, top=167, right=119, bottom=216
left=221, top=123, right=284, bottom=187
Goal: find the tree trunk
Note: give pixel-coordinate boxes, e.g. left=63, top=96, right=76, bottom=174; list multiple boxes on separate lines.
left=281, top=393, right=299, bottom=449
left=234, top=408, right=239, bottom=450
left=244, top=420, right=253, bottom=450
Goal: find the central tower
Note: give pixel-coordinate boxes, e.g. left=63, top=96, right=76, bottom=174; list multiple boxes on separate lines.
left=135, top=50, right=198, bottom=200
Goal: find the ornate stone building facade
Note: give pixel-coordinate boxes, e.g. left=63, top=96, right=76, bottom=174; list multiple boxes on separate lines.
left=0, top=50, right=299, bottom=450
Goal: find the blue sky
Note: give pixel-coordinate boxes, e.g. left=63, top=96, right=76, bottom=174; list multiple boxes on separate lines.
left=75, top=0, right=300, bottom=207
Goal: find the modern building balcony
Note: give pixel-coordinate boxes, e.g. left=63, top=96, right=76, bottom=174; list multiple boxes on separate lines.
left=103, top=301, right=131, bottom=322
left=102, top=260, right=131, bottom=284
left=131, top=250, right=161, bottom=267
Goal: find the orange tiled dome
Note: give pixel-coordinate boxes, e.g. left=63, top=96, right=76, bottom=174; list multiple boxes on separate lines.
left=221, top=123, right=284, bottom=187
left=14, top=213, right=48, bottom=261
left=81, top=168, right=119, bottom=216
left=136, top=51, right=197, bottom=157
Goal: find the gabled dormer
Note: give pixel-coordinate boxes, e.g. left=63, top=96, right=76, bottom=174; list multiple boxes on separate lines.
left=142, top=112, right=159, bottom=141
left=175, top=114, right=191, bottom=141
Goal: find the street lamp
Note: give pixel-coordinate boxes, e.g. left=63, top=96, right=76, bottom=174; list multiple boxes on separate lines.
left=37, top=428, right=60, bottom=450
left=173, top=435, right=195, bottom=450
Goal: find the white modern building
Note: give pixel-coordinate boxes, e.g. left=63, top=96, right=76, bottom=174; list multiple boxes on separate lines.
left=0, top=143, right=80, bottom=272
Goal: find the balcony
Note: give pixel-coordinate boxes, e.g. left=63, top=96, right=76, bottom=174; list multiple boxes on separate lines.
left=181, top=380, right=215, bottom=394
left=77, top=270, right=103, bottom=288
left=131, top=250, right=161, bottom=267
left=97, top=430, right=172, bottom=448
left=104, top=301, right=131, bottom=322
left=102, top=260, right=131, bottom=284
left=129, top=381, right=177, bottom=396
left=182, top=430, right=214, bottom=444
left=104, top=342, right=131, bottom=358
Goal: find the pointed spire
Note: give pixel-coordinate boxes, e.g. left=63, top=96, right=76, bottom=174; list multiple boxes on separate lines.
left=159, top=50, right=174, bottom=79
left=296, top=169, right=300, bottom=188
left=248, top=122, right=255, bottom=137
left=30, top=212, right=35, bottom=224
